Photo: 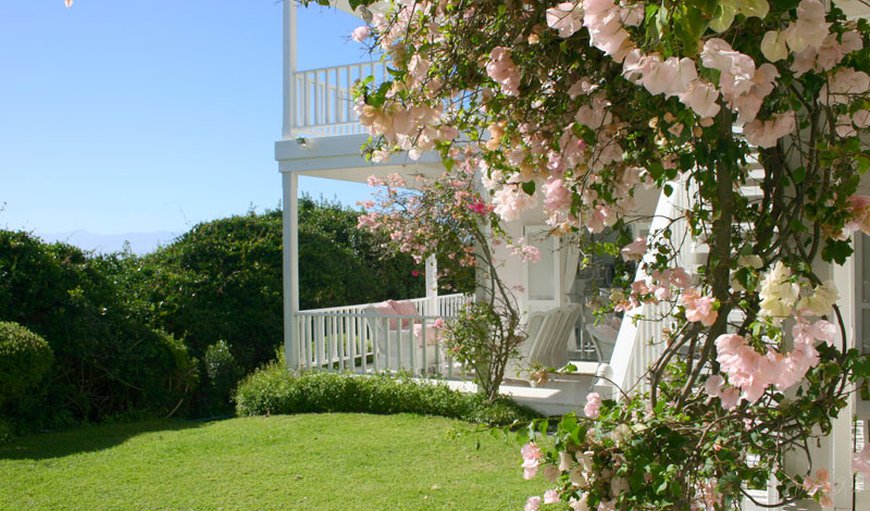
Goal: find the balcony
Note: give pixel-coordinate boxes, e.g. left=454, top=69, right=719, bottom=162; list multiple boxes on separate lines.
left=288, top=61, right=387, bottom=139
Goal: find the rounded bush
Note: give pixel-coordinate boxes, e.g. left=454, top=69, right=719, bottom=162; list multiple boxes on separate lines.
left=0, top=321, right=54, bottom=405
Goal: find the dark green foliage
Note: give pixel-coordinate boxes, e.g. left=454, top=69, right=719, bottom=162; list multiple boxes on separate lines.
left=0, top=321, right=54, bottom=405
left=0, top=230, right=196, bottom=428
left=203, top=340, right=239, bottom=414
left=234, top=363, right=539, bottom=426
left=121, top=198, right=427, bottom=397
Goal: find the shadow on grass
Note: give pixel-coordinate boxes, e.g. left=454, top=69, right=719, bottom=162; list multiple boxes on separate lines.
left=0, top=419, right=207, bottom=461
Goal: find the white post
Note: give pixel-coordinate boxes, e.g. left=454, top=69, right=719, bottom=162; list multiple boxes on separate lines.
left=425, top=254, right=438, bottom=316
left=831, top=241, right=857, bottom=511
left=282, top=0, right=298, bottom=140
left=282, top=173, right=300, bottom=370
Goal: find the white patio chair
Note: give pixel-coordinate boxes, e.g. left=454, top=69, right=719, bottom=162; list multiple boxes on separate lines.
left=540, top=303, right=583, bottom=369
left=365, top=302, right=439, bottom=374
left=504, top=306, right=565, bottom=381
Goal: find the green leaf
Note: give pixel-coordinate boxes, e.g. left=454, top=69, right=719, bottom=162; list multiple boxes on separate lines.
left=522, top=181, right=536, bottom=196
left=822, top=238, right=853, bottom=265
left=791, top=167, right=806, bottom=184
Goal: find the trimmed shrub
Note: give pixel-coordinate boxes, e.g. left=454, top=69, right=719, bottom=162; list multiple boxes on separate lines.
left=0, top=321, right=54, bottom=405
left=234, top=364, right=539, bottom=426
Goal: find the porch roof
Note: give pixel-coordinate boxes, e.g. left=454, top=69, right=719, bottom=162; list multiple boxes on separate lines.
left=275, top=133, right=444, bottom=184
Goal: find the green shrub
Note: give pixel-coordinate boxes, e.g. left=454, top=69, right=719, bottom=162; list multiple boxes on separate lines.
left=203, top=340, right=238, bottom=414
left=234, top=364, right=539, bottom=426
left=0, top=321, right=54, bottom=405
left=0, top=230, right=195, bottom=427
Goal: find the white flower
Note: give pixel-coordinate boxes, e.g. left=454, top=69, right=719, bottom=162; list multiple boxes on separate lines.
left=797, top=281, right=839, bottom=316
left=758, top=261, right=799, bottom=322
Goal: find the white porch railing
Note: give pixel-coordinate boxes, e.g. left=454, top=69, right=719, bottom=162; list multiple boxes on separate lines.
left=290, top=61, right=386, bottom=138
left=605, top=180, right=693, bottom=397
left=291, top=293, right=471, bottom=376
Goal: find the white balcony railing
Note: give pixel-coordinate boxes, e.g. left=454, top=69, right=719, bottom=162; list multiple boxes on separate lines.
left=290, top=61, right=386, bottom=138
left=291, top=293, right=471, bottom=376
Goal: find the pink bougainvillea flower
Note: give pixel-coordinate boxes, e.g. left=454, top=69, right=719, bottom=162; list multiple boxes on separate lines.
left=744, top=111, right=796, bottom=148
left=486, top=47, right=521, bottom=96
left=543, top=489, right=560, bottom=504
left=521, top=442, right=543, bottom=480
left=351, top=25, right=371, bottom=43
left=704, top=374, right=725, bottom=398
left=719, top=387, right=741, bottom=410
left=584, top=392, right=602, bottom=418
left=546, top=2, right=584, bottom=39
left=620, top=237, right=647, bottom=261
left=803, top=468, right=833, bottom=508
left=845, top=194, right=870, bottom=235
left=682, top=288, right=718, bottom=327
left=524, top=496, right=542, bottom=511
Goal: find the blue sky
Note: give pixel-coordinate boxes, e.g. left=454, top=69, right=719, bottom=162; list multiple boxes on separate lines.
left=0, top=0, right=376, bottom=239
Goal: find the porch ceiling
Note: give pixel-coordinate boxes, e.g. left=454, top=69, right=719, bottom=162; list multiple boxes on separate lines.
left=275, top=134, right=444, bottom=184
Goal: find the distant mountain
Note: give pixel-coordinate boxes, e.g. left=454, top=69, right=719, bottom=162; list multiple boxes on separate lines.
left=39, top=230, right=179, bottom=255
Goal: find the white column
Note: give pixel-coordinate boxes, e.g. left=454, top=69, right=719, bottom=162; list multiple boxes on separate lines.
left=282, top=172, right=300, bottom=370
left=831, top=242, right=857, bottom=511
left=425, top=254, right=438, bottom=316
left=282, top=0, right=298, bottom=140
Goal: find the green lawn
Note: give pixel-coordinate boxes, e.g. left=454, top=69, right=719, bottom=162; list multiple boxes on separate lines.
left=0, top=414, right=547, bottom=510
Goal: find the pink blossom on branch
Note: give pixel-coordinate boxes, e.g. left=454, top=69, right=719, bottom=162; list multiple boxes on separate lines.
left=486, top=47, right=521, bottom=96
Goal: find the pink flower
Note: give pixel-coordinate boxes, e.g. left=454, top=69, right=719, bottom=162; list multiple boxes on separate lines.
left=584, top=392, right=602, bottom=418
left=492, top=185, right=537, bottom=222
left=682, top=288, right=718, bottom=327
left=583, top=0, right=634, bottom=62
left=820, top=67, right=870, bottom=105
left=620, top=237, right=647, bottom=261
left=543, top=178, right=572, bottom=213
left=845, top=194, right=870, bottom=235
left=525, top=496, right=542, bottom=511
left=544, top=489, right=560, bottom=504
left=467, top=200, right=487, bottom=215
left=547, top=2, right=584, bottom=39
left=522, top=442, right=543, bottom=480
left=719, top=387, right=741, bottom=410
left=744, top=111, right=796, bottom=148
left=433, top=318, right=445, bottom=329
left=486, top=47, right=521, bottom=96
left=704, top=374, right=725, bottom=398
left=351, top=25, right=371, bottom=43
left=785, top=0, right=831, bottom=53
left=803, top=468, right=833, bottom=508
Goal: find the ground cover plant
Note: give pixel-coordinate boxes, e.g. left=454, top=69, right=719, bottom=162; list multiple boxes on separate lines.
left=0, top=414, right=548, bottom=511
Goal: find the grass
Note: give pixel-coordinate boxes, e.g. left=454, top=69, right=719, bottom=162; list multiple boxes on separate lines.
left=0, top=414, right=547, bottom=510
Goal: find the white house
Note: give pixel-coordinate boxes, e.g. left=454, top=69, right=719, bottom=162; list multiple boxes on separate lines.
left=275, top=1, right=870, bottom=509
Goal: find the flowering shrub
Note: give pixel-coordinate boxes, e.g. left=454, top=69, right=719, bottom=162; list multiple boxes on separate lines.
left=357, top=156, right=528, bottom=400
left=310, top=0, right=870, bottom=507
